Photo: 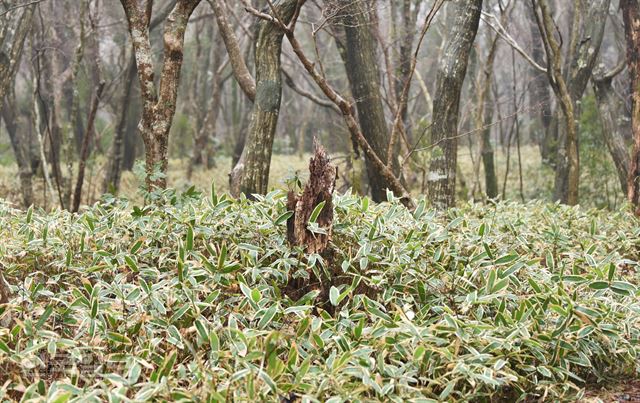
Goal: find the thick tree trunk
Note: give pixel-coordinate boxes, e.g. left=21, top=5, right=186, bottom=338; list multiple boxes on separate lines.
left=427, top=0, right=482, bottom=209
left=0, top=4, right=35, bottom=207
left=621, top=0, right=640, bottom=215
left=229, top=0, right=298, bottom=197
left=593, top=71, right=631, bottom=194
left=120, top=0, right=202, bottom=190
left=339, top=0, right=397, bottom=202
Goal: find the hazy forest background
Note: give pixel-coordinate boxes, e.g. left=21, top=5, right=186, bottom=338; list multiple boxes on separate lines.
left=2, top=0, right=640, bottom=401
left=1, top=0, right=638, bottom=212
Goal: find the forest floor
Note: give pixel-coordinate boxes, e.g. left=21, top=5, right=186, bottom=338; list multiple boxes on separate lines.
left=0, top=184, right=638, bottom=401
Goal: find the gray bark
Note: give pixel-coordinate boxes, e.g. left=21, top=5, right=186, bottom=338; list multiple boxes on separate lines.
left=339, top=0, right=398, bottom=202
left=427, top=0, right=482, bottom=209
left=593, top=70, right=631, bottom=194
left=229, top=0, right=298, bottom=197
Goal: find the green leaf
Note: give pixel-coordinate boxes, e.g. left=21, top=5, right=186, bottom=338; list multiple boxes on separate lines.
left=217, top=244, right=227, bottom=271
left=36, top=305, right=54, bottom=330
left=0, top=340, right=11, bottom=354
left=130, top=240, right=143, bottom=254
left=588, top=281, right=609, bottom=290
left=492, top=278, right=510, bottom=294
left=251, top=288, right=262, bottom=303
left=495, top=253, right=517, bottom=265
left=158, top=350, right=177, bottom=380
left=258, top=305, right=278, bottom=329
left=274, top=211, right=293, bottom=225
left=607, top=263, right=616, bottom=282
left=210, top=180, right=218, bottom=206
left=124, top=256, right=139, bottom=272
left=309, top=201, right=326, bottom=223
left=611, top=281, right=636, bottom=293
left=186, top=225, right=194, bottom=251
left=107, top=331, right=132, bottom=345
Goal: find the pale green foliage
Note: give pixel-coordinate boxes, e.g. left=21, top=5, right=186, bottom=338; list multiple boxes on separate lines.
left=0, top=189, right=639, bottom=401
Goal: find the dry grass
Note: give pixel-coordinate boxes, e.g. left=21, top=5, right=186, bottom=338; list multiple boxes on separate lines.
left=0, top=145, right=623, bottom=210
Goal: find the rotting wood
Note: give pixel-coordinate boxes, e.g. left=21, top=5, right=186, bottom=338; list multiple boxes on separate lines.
left=286, top=139, right=337, bottom=254
left=0, top=270, right=10, bottom=305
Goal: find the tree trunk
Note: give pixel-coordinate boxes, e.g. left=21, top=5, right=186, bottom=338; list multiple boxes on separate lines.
left=191, top=23, right=225, bottom=172
left=393, top=0, right=418, bottom=137
left=621, top=0, right=640, bottom=215
left=476, top=4, right=507, bottom=200
left=72, top=82, right=105, bottom=212
left=120, top=0, right=201, bottom=190
left=526, top=3, right=553, bottom=159
left=532, top=0, right=610, bottom=205
left=208, top=0, right=256, bottom=101
left=554, top=0, right=609, bottom=204
left=229, top=0, right=298, bottom=197
left=0, top=4, right=34, bottom=100
left=2, top=94, right=33, bottom=207
left=427, top=0, right=482, bottom=209
left=104, top=53, right=136, bottom=193
left=593, top=71, right=631, bottom=194
left=338, top=0, right=397, bottom=202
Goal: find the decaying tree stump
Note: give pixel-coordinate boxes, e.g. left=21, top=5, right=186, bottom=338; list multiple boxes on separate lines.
left=0, top=271, right=10, bottom=305
left=287, top=139, right=337, bottom=254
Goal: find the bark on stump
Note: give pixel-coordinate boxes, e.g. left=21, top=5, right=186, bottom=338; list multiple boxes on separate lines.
left=287, top=140, right=337, bottom=254
left=0, top=271, right=10, bottom=305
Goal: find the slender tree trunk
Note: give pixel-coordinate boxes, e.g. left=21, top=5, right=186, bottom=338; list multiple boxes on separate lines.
left=2, top=95, right=33, bottom=207
left=0, top=4, right=34, bottom=100
left=593, top=71, right=631, bottom=194
left=476, top=5, right=508, bottom=200
left=229, top=0, right=298, bottom=197
left=208, top=0, right=256, bottom=101
left=621, top=0, right=640, bottom=214
left=191, top=24, right=225, bottom=172
left=393, top=0, right=418, bottom=138
left=338, top=0, right=397, bottom=202
left=526, top=3, right=553, bottom=159
left=72, top=82, right=104, bottom=212
left=532, top=0, right=610, bottom=205
left=427, top=0, right=482, bottom=209
left=104, top=54, right=136, bottom=193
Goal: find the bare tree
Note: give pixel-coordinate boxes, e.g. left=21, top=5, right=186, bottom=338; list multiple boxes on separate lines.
left=119, top=0, right=202, bottom=190
left=0, top=3, right=34, bottom=100
left=427, top=0, right=482, bottom=209
left=592, top=63, right=630, bottom=194
left=531, top=0, right=610, bottom=205
left=0, top=3, right=35, bottom=207
left=334, top=0, right=398, bottom=202
left=621, top=0, right=640, bottom=215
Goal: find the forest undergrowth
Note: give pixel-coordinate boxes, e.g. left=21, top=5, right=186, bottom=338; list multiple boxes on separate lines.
left=0, top=184, right=639, bottom=401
